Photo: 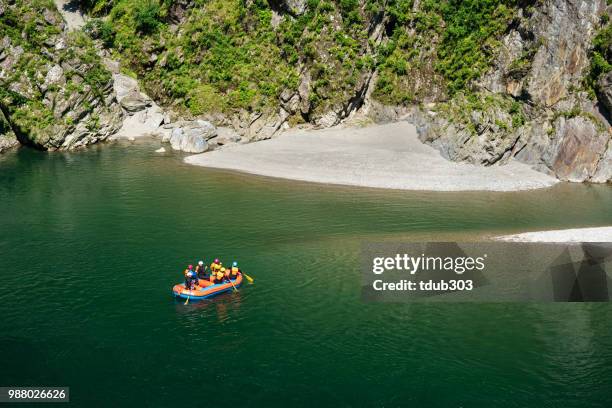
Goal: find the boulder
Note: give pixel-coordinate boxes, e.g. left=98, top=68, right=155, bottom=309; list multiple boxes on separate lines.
left=162, top=120, right=217, bottom=153
left=214, top=127, right=241, bottom=145
left=316, top=111, right=340, bottom=128
left=112, top=74, right=140, bottom=102
left=120, top=91, right=151, bottom=113
left=113, top=104, right=164, bottom=139
left=169, top=128, right=209, bottom=153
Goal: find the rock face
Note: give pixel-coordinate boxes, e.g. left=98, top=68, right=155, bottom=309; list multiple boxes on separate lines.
left=546, top=117, right=609, bottom=181
left=593, top=140, right=612, bottom=182
left=417, top=0, right=611, bottom=183
left=0, top=110, right=18, bottom=153
left=0, top=134, right=18, bottom=152
left=597, top=71, right=612, bottom=113
left=0, top=1, right=123, bottom=150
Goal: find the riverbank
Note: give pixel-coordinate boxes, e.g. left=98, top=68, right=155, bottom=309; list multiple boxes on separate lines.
left=185, top=122, right=558, bottom=192
left=497, top=226, right=612, bottom=242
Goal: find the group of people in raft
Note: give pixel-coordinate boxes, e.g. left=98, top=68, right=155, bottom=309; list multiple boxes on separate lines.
left=183, top=259, right=241, bottom=290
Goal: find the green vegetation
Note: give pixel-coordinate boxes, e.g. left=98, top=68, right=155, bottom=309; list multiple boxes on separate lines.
left=552, top=106, right=607, bottom=132
left=373, top=1, right=443, bottom=104
left=134, top=1, right=162, bottom=34
left=0, top=0, right=113, bottom=145
left=373, top=0, right=524, bottom=104
left=425, top=0, right=520, bottom=94
left=435, top=92, right=526, bottom=136
left=87, top=0, right=389, bottom=118
left=84, top=0, right=525, bottom=115
left=586, top=18, right=612, bottom=97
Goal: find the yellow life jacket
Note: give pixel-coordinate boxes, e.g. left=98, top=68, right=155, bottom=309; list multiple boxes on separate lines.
left=231, top=267, right=238, bottom=276
left=216, top=271, right=223, bottom=279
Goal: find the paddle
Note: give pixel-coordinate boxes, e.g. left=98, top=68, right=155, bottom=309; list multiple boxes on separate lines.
left=184, top=295, right=190, bottom=305
left=228, top=276, right=239, bottom=292
left=241, top=271, right=254, bottom=283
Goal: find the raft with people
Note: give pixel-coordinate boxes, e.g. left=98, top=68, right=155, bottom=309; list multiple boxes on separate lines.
left=172, top=258, right=252, bottom=302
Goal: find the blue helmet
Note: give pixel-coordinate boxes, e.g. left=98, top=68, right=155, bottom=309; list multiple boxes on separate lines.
left=232, top=261, right=238, bottom=267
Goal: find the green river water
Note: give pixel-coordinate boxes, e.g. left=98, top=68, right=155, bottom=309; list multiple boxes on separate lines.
left=1, top=141, right=612, bottom=407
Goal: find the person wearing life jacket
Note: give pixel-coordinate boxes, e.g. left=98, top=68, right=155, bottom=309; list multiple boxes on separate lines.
left=210, top=258, right=221, bottom=273
left=231, top=261, right=240, bottom=280
left=216, top=270, right=225, bottom=284
left=197, top=260, right=207, bottom=279
left=185, top=265, right=196, bottom=290
left=184, top=267, right=190, bottom=288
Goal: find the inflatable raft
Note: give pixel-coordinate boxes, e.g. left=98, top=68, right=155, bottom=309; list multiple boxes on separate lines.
left=172, top=273, right=243, bottom=301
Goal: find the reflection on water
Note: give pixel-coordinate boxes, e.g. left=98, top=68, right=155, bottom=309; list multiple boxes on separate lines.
left=174, top=291, right=243, bottom=323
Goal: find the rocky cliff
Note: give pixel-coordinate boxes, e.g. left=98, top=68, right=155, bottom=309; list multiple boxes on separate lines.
left=417, top=0, right=612, bottom=182
left=0, top=0, right=122, bottom=152
left=1, top=0, right=611, bottom=183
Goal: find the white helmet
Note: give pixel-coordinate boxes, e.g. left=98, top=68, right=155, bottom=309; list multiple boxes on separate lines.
left=198, top=260, right=204, bottom=265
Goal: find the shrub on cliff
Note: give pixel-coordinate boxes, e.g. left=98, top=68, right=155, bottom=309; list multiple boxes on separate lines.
left=586, top=20, right=612, bottom=96
left=134, top=1, right=162, bottom=34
